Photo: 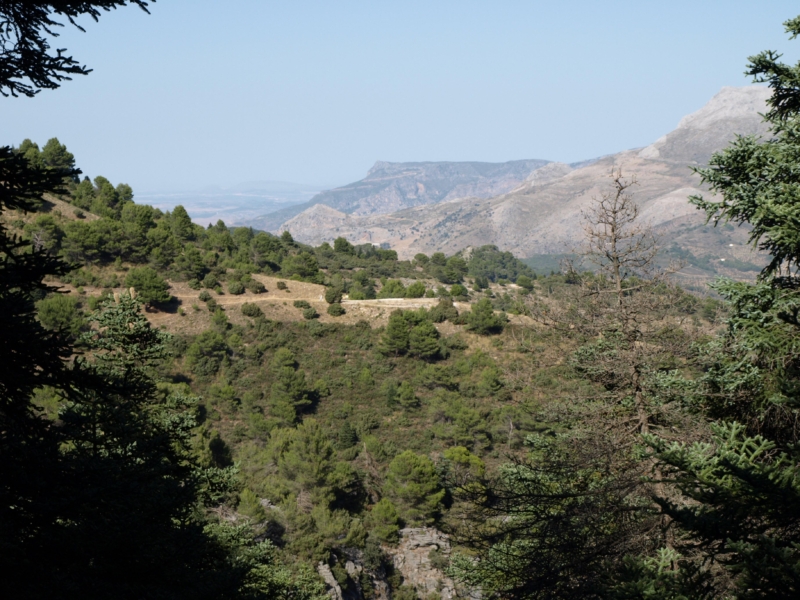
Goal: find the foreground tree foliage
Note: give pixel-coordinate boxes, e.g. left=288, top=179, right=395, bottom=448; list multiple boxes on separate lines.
left=640, top=16, right=800, bottom=598
left=448, top=171, right=697, bottom=598
left=449, top=15, right=800, bottom=600
left=0, top=4, right=325, bottom=598
left=449, top=435, right=658, bottom=599
left=0, top=1, right=153, bottom=97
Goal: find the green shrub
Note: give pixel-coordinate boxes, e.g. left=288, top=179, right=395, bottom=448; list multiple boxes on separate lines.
left=35, top=294, right=85, bottom=337
left=378, top=279, right=406, bottom=299
left=327, top=303, right=346, bottom=317
left=396, top=381, right=418, bottom=409
left=241, top=303, right=263, bottom=318
left=124, top=267, right=171, bottom=305
left=302, top=306, right=319, bottom=320
left=202, top=273, right=219, bottom=289
left=405, top=281, right=426, bottom=298
left=429, top=297, right=458, bottom=323
left=516, top=275, right=534, bottom=291
left=465, top=298, right=507, bottom=335
left=325, top=286, right=343, bottom=304
left=227, top=280, right=245, bottom=295
left=246, top=279, right=266, bottom=294
left=276, top=281, right=288, bottom=290
left=198, top=290, right=212, bottom=302
left=293, top=300, right=311, bottom=309
left=449, top=283, right=468, bottom=298
left=187, top=279, right=202, bottom=290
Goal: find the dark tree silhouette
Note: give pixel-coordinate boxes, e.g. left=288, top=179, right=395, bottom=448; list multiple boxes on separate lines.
left=0, top=1, right=153, bottom=97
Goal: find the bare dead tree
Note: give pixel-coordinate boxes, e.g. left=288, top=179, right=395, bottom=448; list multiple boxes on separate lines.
left=526, top=169, right=700, bottom=438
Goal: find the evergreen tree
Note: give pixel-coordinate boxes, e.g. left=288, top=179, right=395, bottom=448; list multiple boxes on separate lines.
left=269, top=348, right=312, bottom=423
left=324, top=286, right=343, bottom=304
left=0, top=145, right=79, bottom=589
left=40, top=137, right=78, bottom=181
left=384, top=450, right=444, bottom=525
left=1, top=5, right=326, bottom=596
left=171, top=204, right=195, bottom=240
left=381, top=309, right=410, bottom=356
left=449, top=435, right=652, bottom=600
left=377, top=278, right=406, bottom=298
left=333, top=236, right=354, bottom=254
left=409, top=321, right=440, bottom=360
left=367, top=499, right=400, bottom=543
left=405, top=280, right=426, bottom=298
left=641, top=17, right=800, bottom=598
left=35, top=293, right=85, bottom=337
left=466, top=298, right=506, bottom=335
left=125, top=266, right=172, bottom=305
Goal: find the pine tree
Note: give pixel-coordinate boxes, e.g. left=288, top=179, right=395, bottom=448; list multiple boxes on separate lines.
left=269, top=348, right=312, bottom=423
left=409, top=320, right=440, bottom=360
left=171, top=204, right=195, bottom=240
left=466, top=298, right=505, bottom=335
left=125, top=265, right=172, bottom=305
left=384, top=450, right=445, bottom=525
left=381, top=309, right=410, bottom=356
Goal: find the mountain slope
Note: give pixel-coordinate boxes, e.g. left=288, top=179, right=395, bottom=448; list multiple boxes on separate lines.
left=275, top=86, right=771, bottom=270
left=247, top=158, right=551, bottom=232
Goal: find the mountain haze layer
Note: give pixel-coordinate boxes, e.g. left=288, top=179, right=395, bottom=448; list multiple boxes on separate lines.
left=269, top=87, right=771, bottom=270
left=247, top=159, right=551, bottom=231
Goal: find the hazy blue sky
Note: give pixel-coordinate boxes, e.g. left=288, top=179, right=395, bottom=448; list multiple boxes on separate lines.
left=4, top=1, right=799, bottom=191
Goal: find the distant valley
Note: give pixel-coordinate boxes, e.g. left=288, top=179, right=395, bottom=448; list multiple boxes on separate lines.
left=137, top=180, right=328, bottom=227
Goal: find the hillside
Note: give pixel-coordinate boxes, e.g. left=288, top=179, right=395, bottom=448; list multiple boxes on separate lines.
left=8, top=132, right=787, bottom=600
left=273, top=86, right=771, bottom=284
left=248, top=158, right=552, bottom=232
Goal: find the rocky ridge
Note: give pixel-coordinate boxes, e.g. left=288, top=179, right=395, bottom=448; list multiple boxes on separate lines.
left=247, top=159, right=551, bottom=232
left=267, top=87, right=771, bottom=270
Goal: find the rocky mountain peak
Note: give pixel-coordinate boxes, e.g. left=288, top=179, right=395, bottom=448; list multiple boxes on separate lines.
left=677, top=86, right=771, bottom=130
left=639, top=85, right=771, bottom=163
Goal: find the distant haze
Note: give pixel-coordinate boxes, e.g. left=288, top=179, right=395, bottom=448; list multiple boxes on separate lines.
left=137, top=181, right=331, bottom=227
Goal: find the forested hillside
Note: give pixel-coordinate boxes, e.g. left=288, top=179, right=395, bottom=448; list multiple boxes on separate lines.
left=5, top=4, right=800, bottom=600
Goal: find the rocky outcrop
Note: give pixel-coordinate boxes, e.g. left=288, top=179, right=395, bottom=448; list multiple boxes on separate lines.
left=317, top=550, right=391, bottom=600
left=638, top=86, right=771, bottom=164
left=383, top=528, right=460, bottom=600
left=317, top=563, right=345, bottom=600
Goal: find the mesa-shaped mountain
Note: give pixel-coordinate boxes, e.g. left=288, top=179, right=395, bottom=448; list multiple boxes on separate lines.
left=266, top=86, right=771, bottom=273
left=246, top=158, right=552, bottom=232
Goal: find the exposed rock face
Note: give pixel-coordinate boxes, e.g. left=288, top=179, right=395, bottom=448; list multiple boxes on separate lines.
left=383, top=528, right=460, bottom=600
left=317, top=550, right=391, bottom=600
left=317, top=563, right=344, bottom=600
left=638, top=86, right=771, bottom=164
left=248, top=159, right=551, bottom=232
left=271, top=86, right=771, bottom=269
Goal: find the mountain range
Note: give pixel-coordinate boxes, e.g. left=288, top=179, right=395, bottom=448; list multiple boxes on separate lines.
left=242, top=86, right=772, bottom=284
left=246, top=159, right=553, bottom=232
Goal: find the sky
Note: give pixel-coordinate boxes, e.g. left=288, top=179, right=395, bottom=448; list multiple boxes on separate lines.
left=3, top=1, right=800, bottom=192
